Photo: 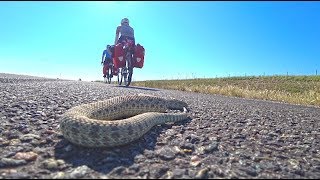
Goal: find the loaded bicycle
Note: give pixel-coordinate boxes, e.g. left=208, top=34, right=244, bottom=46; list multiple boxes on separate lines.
left=113, top=38, right=145, bottom=87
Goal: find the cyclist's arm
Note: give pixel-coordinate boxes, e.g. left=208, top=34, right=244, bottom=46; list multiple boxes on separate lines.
left=114, top=26, right=121, bottom=45
left=101, top=50, right=106, bottom=63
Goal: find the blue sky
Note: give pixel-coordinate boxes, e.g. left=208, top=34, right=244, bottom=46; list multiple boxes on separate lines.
left=0, top=1, right=319, bottom=81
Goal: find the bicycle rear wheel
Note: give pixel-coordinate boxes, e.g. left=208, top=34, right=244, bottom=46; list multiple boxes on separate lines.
left=107, top=67, right=112, bottom=84
left=105, top=62, right=113, bottom=84
left=124, top=52, right=133, bottom=87
left=125, top=67, right=133, bottom=87
left=123, top=67, right=129, bottom=86
left=117, top=68, right=123, bottom=85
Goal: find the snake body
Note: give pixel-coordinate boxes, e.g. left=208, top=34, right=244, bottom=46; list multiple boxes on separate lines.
left=59, top=94, right=188, bottom=147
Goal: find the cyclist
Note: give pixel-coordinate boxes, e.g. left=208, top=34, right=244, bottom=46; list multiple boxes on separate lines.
left=114, top=18, right=135, bottom=45
left=101, top=45, right=113, bottom=78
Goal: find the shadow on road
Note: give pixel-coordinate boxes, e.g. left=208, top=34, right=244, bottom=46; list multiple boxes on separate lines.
left=114, top=85, right=160, bottom=91
left=53, top=117, right=192, bottom=175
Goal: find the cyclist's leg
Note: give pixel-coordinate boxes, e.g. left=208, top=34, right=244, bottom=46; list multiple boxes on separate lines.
left=117, top=36, right=125, bottom=44
left=126, top=36, right=135, bottom=66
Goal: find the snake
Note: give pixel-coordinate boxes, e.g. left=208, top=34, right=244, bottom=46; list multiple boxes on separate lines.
left=59, top=94, right=189, bottom=148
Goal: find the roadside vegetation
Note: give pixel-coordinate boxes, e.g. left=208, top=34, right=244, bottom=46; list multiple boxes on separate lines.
left=130, top=75, right=320, bottom=107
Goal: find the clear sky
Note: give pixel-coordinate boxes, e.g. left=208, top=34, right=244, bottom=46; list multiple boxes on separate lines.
left=0, top=1, right=319, bottom=81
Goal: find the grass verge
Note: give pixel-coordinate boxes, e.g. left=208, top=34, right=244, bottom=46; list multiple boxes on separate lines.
left=131, top=75, right=320, bottom=107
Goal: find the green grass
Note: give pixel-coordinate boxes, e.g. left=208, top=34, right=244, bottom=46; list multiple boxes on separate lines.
left=130, top=75, right=320, bottom=107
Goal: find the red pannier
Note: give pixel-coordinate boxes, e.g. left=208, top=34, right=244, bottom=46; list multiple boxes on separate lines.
left=103, top=64, right=109, bottom=75
left=113, top=43, right=125, bottom=69
left=103, top=63, right=118, bottom=76
left=133, top=44, right=145, bottom=68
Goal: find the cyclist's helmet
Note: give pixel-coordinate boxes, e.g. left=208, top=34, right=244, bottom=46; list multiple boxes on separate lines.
left=106, top=45, right=111, bottom=49
left=121, top=18, right=129, bottom=25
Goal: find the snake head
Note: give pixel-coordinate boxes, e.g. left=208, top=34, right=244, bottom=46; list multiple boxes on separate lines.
left=137, top=94, right=189, bottom=112
left=167, top=99, right=189, bottom=112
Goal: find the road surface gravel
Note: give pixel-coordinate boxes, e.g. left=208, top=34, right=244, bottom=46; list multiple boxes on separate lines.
left=0, top=73, right=319, bottom=179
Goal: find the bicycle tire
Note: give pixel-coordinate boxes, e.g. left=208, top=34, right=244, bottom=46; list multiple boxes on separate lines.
left=124, top=51, right=133, bottom=87
left=106, top=63, right=113, bottom=84
left=123, top=68, right=128, bottom=86
left=117, top=68, right=123, bottom=85
left=107, top=68, right=112, bottom=84
left=126, top=67, right=133, bottom=87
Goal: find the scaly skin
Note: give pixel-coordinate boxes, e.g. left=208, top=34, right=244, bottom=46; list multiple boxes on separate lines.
left=59, top=94, right=189, bottom=147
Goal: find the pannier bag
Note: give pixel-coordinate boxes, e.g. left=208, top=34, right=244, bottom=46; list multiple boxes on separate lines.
left=113, top=43, right=126, bottom=69
left=113, top=66, right=118, bottom=75
left=133, top=44, right=145, bottom=68
left=103, top=60, right=118, bottom=76
left=103, top=64, right=108, bottom=76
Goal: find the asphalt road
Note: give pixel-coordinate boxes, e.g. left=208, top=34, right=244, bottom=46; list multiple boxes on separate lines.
left=0, top=73, right=319, bottom=179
